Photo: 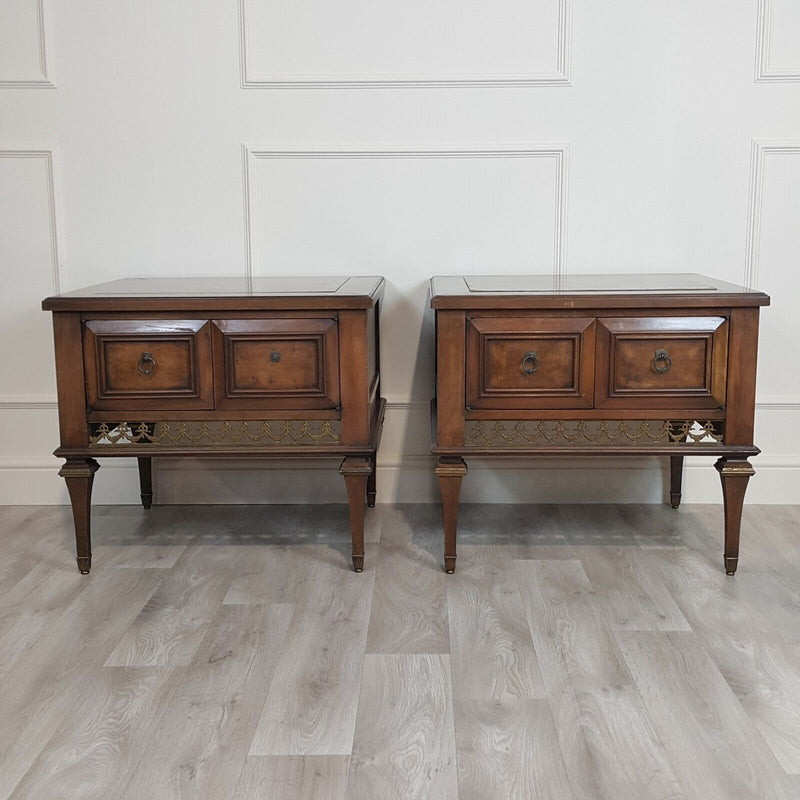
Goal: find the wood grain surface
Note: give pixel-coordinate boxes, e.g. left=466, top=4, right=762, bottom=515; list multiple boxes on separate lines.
left=0, top=502, right=798, bottom=799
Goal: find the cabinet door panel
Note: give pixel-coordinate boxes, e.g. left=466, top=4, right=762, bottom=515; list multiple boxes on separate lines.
left=595, top=316, right=728, bottom=409
left=466, top=316, right=596, bottom=409
left=83, top=319, right=213, bottom=410
left=212, top=318, right=340, bottom=410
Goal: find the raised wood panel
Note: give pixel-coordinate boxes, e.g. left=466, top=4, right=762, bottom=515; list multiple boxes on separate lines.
left=83, top=319, right=213, bottom=410
left=595, top=317, right=728, bottom=410
left=466, top=316, right=595, bottom=410
left=212, top=318, right=340, bottom=411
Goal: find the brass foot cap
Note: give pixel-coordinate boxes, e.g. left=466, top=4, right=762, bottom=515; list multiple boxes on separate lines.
left=444, top=556, right=456, bottom=574
left=352, top=556, right=365, bottom=573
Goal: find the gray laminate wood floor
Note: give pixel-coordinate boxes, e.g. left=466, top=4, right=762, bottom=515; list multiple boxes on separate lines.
left=0, top=501, right=799, bottom=799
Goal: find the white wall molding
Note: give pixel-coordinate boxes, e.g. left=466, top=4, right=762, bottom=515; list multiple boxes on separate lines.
left=0, top=146, right=63, bottom=293
left=0, top=396, right=58, bottom=409
left=744, top=140, right=800, bottom=289
left=239, top=0, right=572, bottom=88
left=0, top=0, right=55, bottom=88
left=755, top=0, right=800, bottom=82
left=242, top=143, right=570, bottom=280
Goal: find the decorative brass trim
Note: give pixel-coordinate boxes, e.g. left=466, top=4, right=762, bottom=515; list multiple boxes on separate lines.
left=339, top=457, right=373, bottom=475
left=464, top=419, right=724, bottom=448
left=58, top=458, right=100, bottom=478
left=88, top=420, right=341, bottom=448
left=435, top=458, right=468, bottom=477
left=714, top=459, right=756, bottom=477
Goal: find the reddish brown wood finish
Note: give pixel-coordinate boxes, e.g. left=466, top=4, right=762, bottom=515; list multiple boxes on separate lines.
left=715, top=458, right=755, bottom=575
left=83, top=319, right=214, bottom=410
left=466, top=316, right=595, bottom=409
left=137, top=457, right=153, bottom=509
left=211, top=318, right=340, bottom=410
left=51, top=312, right=90, bottom=447
left=340, top=457, right=373, bottom=571
left=431, top=274, right=769, bottom=574
left=724, top=307, right=761, bottom=446
left=595, top=316, right=728, bottom=409
left=339, top=310, right=371, bottom=446
left=58, top=458, right=99, bottom=573
left=435, top=457, right=467, bottom=574
left=44, top=276, right=385, bottom=573
left=435, top=310, right=467, bottom=448
left=670, top=454, right=684, bottom=508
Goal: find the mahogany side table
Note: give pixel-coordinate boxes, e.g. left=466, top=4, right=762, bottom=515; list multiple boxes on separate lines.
left=43, top=276, right=385, bottom=573
left=430, top=273, right=770, bottom=575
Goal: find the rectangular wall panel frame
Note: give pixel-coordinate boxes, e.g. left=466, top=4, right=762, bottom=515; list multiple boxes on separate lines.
left=239, top=0, right=572, bottom=88
left=0, top=0, right=55, bottom=88
left=242, top=143, right=570, bottom=286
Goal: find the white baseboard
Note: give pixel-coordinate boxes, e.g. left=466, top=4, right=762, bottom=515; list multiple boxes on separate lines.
left=1, top=456, right=797, bottom=505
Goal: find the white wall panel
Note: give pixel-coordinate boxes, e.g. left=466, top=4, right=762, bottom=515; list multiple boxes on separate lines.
left=746, top=142, right=800, bottom=404
left=240, top=0, right=571, bottom=87
left=0, top=0, right=53, bottom=87
left=756, top=0, right=800, bottom=81
left=0, top=150, right=60, bottom=396
left=0, top=0, right=798, bottom=504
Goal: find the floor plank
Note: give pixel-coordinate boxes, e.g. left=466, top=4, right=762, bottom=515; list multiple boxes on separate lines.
left=249, top=559, right=375, bottom=756
left=447, top=546, right=544, bottom=700
left=454, top=698, right=572, bottom=800
left=616, top=630, right=797, bottom=800
left=365, top=505, right=449, bottom=654
left=104, top=546, right=242, bottom=667
left=515, top=558, right=685, bottom=800
left=347, top=654, right=459, bottom=800
left=119, top=602, right=292, bottom=799
left=655, top=545, right=800, bottom=775
left=9, top=666, right=180, bottom=800
left=0, top=568, right=162, bottom=798
left=579, top=544, right=691, bottom=631
left=233, top=756, right=350, bottom=800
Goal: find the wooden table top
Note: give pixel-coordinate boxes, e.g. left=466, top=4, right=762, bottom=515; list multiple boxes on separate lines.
left=430, top=273, right=770, bottom=310
left=43, top=276, right=385, bottom=311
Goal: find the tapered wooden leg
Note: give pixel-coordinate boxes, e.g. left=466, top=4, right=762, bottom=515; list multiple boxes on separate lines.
left=715, top=458, right=755, bottom=575
left=59, top=458, right=100, bottom=574
left=137, top=457, right=153, bottom=509
left=435, top=457, right=467, bottom=574
left=340, top=457, right=372, bottom=572
left=366, top=459, right=377, bottom=508
left=670, top=455, right=684, bottom=508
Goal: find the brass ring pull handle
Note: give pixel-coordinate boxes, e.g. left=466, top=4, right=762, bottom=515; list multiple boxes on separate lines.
left=137, top=352, right=156, bottom=375
left=521, top=351, right=540, bottom=374
left=653, top=348, right=672, bottom=374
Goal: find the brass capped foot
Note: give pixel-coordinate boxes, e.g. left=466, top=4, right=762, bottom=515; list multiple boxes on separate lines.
left=670, top=493, right=681, bottom=509
left=724, top=556, right=738, bottom=576
left=352, top=555, right=364, bottom=573
left=366, top=492, right=376, bottom=508
left=444, top=555, right=456, bottom=574
left=77, top=556, right=91, bottom=575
